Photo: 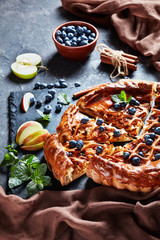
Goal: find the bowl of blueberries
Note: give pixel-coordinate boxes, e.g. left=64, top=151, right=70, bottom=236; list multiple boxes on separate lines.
left=52, top=21, right=99, bottom=60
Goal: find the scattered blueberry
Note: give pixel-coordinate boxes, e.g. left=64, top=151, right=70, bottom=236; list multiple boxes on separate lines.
left=96, top=146, right=103, bottom=154
left=138, top=151, right=144, bottom=157
left=54, top=82, right=61, bottom=88
left=96, top=118, right=104, bottom=126
left=30, top=97, right=36, bottom=105
left=149, top=132, right=156, bottom=140
left=123, top=151, right=130, bottom=160
left=81, top=117, right=89, bottom=124
left=113, top=103, right=120, bottom=110
left=34, top=82, right=41, bottom=89
left=145, top=138, right=153, bottom=145
left=48, top=89, right=56, bottom=96
left=131, top=157, right=141, bottom=166
left=128, top=107, right=136, bottom=115
left=66, top=151, right=72, bottom=157
left=120, top=102, right=127, bottom=109
left=155, top=127, right=160, bottom=135
left=47, top=83, right=54, bottom=89
left=130, top=97, right=140, bottom=106
left=59, top=79, right=65, bottom=84
left=60, top=82, right=68, bottom=88
left=55, top=104, right=63, bottom=112
left=144, top=134, right=150, bottom=141
left=76, top=140, right=84, bottom=150
left=69, top=140, right=77, bottom=148
left=113, top=129, right=121, bottom=137
left=154, top=153, right=160, bottom=160
left=36, top=100, right=42, bottom=108
left=44, top=105, right=52, bottom=114
left=45, top=94, right=53, bottom=102
left=99, top=126, right=105, bottom=132
left=40, top=83, right=48, bottom=89
left=74, top=82, right=81, bottom=87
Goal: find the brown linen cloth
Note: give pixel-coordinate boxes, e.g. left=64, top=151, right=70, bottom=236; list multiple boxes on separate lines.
left=61, top=0, right=160, bottom=71
left=0, top=185, right=160, bottom=240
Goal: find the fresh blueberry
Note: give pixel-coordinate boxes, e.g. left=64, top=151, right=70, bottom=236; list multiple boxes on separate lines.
left=130, top=97, right=140, bottom=106
left=66, top=26, right=75, bottom=33
left=71, top=42, right=77, bottom=46
left=144, top=134, right=150, bottom=141
left=76, top=140, right=84, bottom=150
left=77, top=36, right=82, bottom=44
left=155, top=153, right=160, bottom=160
left=85, top=29, right=91, bottom=36
left=155, top=127, right=160, bottom=135
left=123, top=151, right=130, bottom=160
left=56, top=30, right=61, bottom=36
left=30, top=97, right=36, bottom=105
left=69, top=140, right=77, bottom=148
left=138, top=151, right=144, bottom=157
left=145, top=138, right=153, bottom=145
left=65, top=40, right=71, bottom=46
left=131, top=157, right=141, bottom=166
left=96, top=118, right=104, bottom=126
left=96, top=146, right=103, bottom=154
left=81, top=117, right=89, bottom=124
left=79, top=40, right=88, bottom=46
left=34, top=82, right=41, bottom=89
left=128, top=107, right=136, bottom=115
left=47, top=83, right=54, bottom=89
left=113, top=129, right=121, bottom=137
left=48, top=89, right=56, bottom=96
left=74, top=82, right=81, bottom=87
left=64, top=37, right=69, bottom=42
left=99, top=126, right=105, bottom=132
left=82, top=26, right=88, bottom=32
left=81, top=35, right=88, bottom=41
left=54, top=82, right=61, bottom=88
left=44, top=105, right=52, bottom=114
left=61, top=31, right=67, bottom=38
left=55, top=104, right=62, bottom=112
left=76, top=26, right=84, bottom=35
left=61, top=26, right=67, bottom=31
left=60, top=82, right=68, bottom=88
left=45, top=94, right=53, bottom=102
left=68, top=32, right=74, bottom=39
left=90, top=32, right=96, bottom=38
left=120, top=102, right=127, bottom=109
left=56, top=36, right=63, bottom=44
left=40, top=83, right=48, bottom=89
left=149, top=132, right=156, bottom=140
left=72, top=37, right=78, bottom=42
left=36, top=100, right=42, bottom=108
left=88, top=36, right=95, bottom=43
left=113, top=103, right=120, bottom=110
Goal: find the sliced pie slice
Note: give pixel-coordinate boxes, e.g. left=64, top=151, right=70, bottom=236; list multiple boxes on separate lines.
left=77, top=79, right=156, bottom=137
left=56, top=104, right=133, bottom=144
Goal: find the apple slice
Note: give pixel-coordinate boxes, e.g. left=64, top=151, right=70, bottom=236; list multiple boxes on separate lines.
left=11, top=62, right=37, bottom=79
left=16, top=121, right=43, bottom=145
left=21, top=92, right=35, bottom=112
left=22, top=129, right=49, bottom=146
left=21, top=142, right=44, bottom=151
left=16, top=53, right=41, bottom=66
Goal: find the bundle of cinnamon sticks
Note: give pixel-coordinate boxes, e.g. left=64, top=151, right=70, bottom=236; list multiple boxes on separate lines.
left=100, top=48, right=138, bottom=71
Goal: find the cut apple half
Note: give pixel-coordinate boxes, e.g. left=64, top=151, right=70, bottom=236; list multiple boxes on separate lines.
left=11, top=53, right=42, bottom=79
left=23, top=129, right=50, bottom=146
left=16, top=53, right=41, bottom=66
left=16, top=121, right=43, bottom=145
left=21, top=92, right=35, bottom=112
left=21, top=142, right=44, bottom=151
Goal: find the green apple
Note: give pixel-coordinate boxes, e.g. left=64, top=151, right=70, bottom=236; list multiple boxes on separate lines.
left=11, top=53, right=41, bottom=79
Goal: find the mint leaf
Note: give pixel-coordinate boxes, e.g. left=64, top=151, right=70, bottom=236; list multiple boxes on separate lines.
left=119, top=90, right=127, bottom=102
left=26, top=180, right=40, bottom=197
left=127, top=95, right=132, bottom=103
left=8, top=177, right=23, bottom=188
left=57, top=92, right=70, bottom=105
left=111, top=91, right=131, bottom=104
left=111, top=94, right=123, bottom=103
left=37, top=110, right=52, bottom=122
left=0, top=152, right=19, bottom=167
left=10, top=162, right=31, bottom=181
left=33, top=163, right=47, bottom=178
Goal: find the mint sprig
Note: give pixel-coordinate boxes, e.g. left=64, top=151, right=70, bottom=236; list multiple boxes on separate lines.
left=111, top=90, right=131, bottom=103
left=37, top=109, right=52, bottom=122
left=0, top=145, right=52, bottom=197
left=57, top=92, right=70, bottom=105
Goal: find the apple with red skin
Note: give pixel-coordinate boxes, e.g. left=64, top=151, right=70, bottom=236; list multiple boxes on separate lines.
left=16, top=121, right=50, bottom=151
left=21, top=92, right=35, bottom=112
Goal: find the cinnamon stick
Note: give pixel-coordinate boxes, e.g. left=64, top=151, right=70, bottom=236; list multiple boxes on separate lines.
left=73, top=84, right=105, bottom=98
left=104, top=49, right=138, bottom=63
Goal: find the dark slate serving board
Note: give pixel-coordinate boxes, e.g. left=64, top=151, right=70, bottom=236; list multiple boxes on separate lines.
left=8, top=86, right=99, bottom=198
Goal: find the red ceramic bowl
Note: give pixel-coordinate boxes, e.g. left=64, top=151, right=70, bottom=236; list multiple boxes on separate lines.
left=52, top=21, right=99, bottom=61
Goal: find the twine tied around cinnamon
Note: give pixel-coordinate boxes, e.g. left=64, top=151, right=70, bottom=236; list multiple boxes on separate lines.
left=96, top=43, right=129, bottom=79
